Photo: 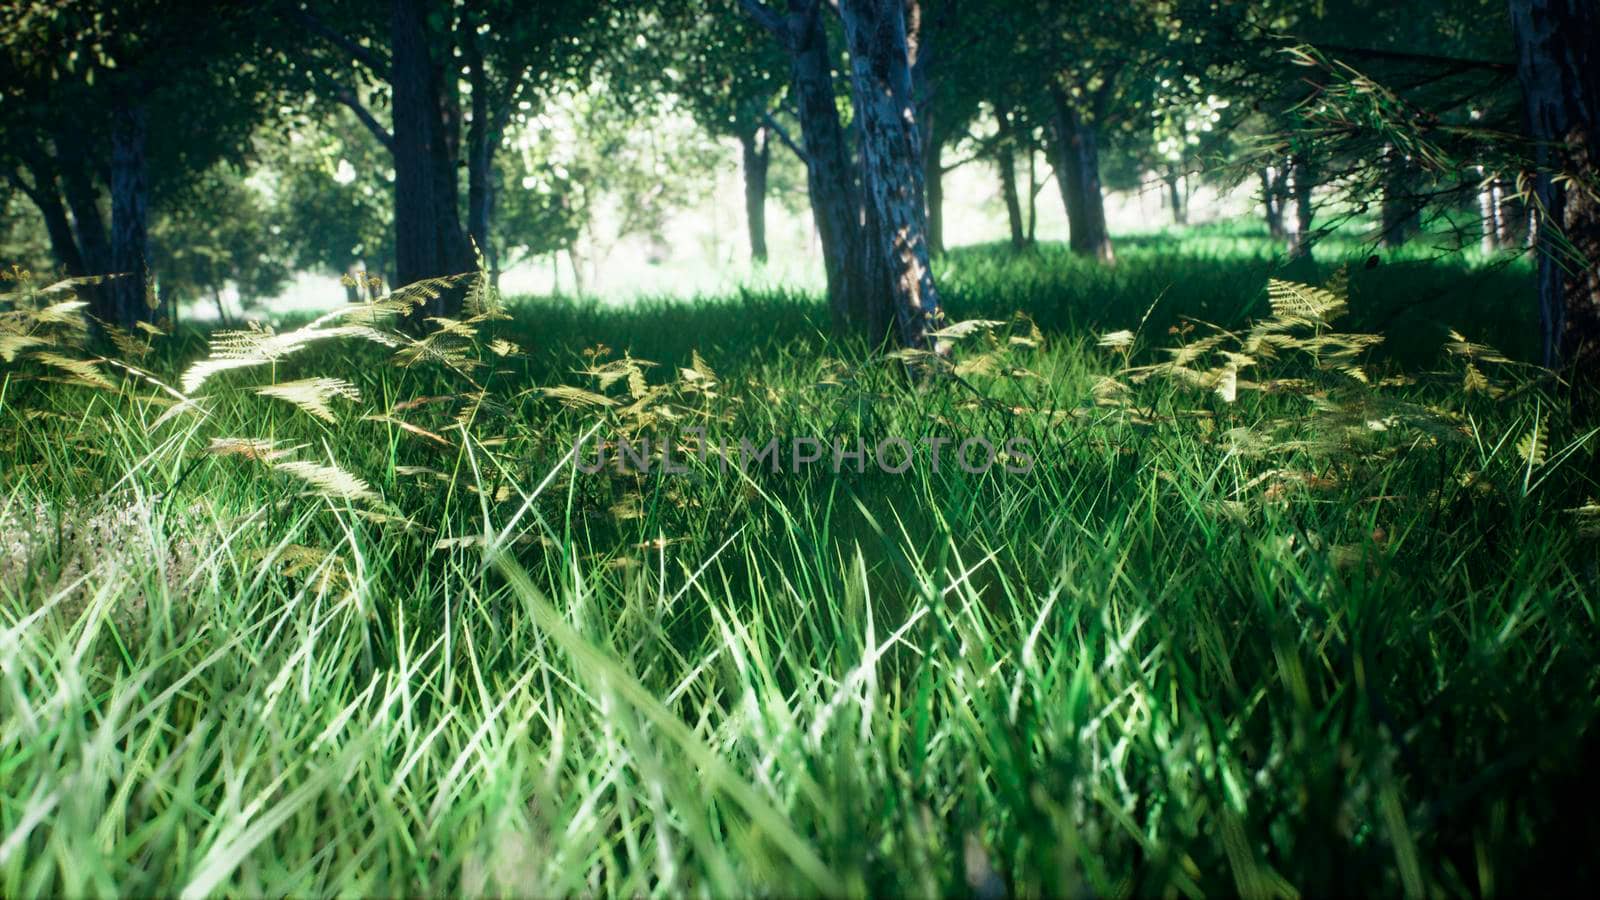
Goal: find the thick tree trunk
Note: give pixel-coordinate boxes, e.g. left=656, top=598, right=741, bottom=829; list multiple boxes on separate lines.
left=1286, top=154, right=1315, bottom=260
left=391, top=0, right=473, bottom=313
left=431, top=39, right=474, bottom=278
left=1165, top=167, right=1186, bottom=226
left=464, top=24, right=495, bottom=272
left=1510, top=0, right=1600, bottom=373
left=1048, top=86, right=1113, bottom=263
left=786, top=1, right=869, bottom=332
left=739, top=126, right=771, bottom=264
left=1381, top=146, right=1421, bottom=249
left=839, top=0, right=943, bottom=351
left=108, top=102, right=152, bottom=326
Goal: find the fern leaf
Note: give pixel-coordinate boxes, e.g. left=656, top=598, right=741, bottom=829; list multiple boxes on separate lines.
left=1516, top=417, right=1548, bottom=466
left=30, top=352, right=114, bottom=389
left=0, top=333, right=45, bottom=362
left=540, top=385, right=618, bottom=409
left=207, top=437, right=298, bottom=462
left=257, top=377, right=361, bottom=423
left=274, top=459, right=379, bottom=504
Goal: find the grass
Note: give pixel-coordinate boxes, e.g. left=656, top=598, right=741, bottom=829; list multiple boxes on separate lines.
left=2, top=227, right=1597, bottom=896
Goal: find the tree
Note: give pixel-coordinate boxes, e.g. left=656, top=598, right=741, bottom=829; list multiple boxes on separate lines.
left=278, top=0, right=614, bottom=313
left=738, top=0, right=872, bottom=333
left=150, top=165, right=292, bottom=321
left=662, top=6, right=790, bottom=265
left=267, top=123, right=395, bottom=296
left=1, top=1, right=281, bottom=326
left=838, top=0, right=944, bottom=350
left=1508, top=0, right=1600, bottom=373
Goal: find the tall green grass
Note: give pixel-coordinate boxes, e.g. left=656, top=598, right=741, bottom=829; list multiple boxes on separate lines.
left=2, top=234, right=1596, bottom=896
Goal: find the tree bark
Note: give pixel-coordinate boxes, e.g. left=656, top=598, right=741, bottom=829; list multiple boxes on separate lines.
left=108, top=101, right=152, bottom=326
left=1048, top=86, right=1113, bottom=263
left=391, top=0, right=473, bottom=313
left=1509, top=0, right=1600, bottom=373
left=464, top=19, right=497, bottom=272
left=838, top=0, right=943, bottom=351
left=783, top=0, right=870, bottom=332
left=739, top=126, right=771, bottom=264
left=1286, top=154, right=1315, bottom=261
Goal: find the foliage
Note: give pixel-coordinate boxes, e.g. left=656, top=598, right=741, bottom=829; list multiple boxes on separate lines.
left=3, top=234, right=1597, bottom=895
left=150, top=164, right=292, bottom=310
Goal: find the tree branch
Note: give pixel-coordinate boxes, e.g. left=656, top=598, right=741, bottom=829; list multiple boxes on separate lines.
left=737, top=0, right=788, bottom=38
left=334, top=87, right=395, bottom=152
left=1313, top=43, right=1514, bottom=73
left=283, top=5, right=390, bottom=77
left=763, top=111, right=808, bottom=164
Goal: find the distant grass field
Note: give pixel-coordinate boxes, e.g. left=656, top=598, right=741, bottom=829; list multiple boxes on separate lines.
left=3, top=229, right=1597, bottom=896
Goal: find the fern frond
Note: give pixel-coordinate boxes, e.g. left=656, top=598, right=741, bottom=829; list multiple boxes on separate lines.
left=0, top=333, right=46, bottom=362
left=257, top=377, right=362, bottom=423
left=206, top=437, right=298, bottom=462
left=540, top=385, right=618, bottom=409
left=1516, top=417, right=1548, bottom=466
left=182, top=323, right=397, bottom=394
left=929, top=319, right=1006, bottom=341
left=274, top=459, right=380, bottom=504
left=1267, top=278, right=1346, bottom=324
left=30, top=352, right=114, bottom=389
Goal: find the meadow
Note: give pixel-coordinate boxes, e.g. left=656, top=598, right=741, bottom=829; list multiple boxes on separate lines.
left=2, top=228, right=1597, bottom=896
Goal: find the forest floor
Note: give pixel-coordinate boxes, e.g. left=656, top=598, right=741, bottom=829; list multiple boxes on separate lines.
left=3, top=226, right=1598, bottom=895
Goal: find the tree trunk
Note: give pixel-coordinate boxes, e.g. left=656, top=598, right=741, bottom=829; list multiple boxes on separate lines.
left=1260, top=167, right=1285, bottom=239
left=1381, top=146, right=1421, bottom=249
left=1286, top=154, right=1315, bottom=261
left=108, top=101, right=152, bottom=327
left=1510, top=0, right=1600, bottom=373
left=57, top=165, right=111, bottom=280
left=431, top=31, right=474, bottom=279
left=1026, top=150, right=1039, bottom=243
left=464, top=22, right=495, bottom=270
left=924, top=137, right=945, bottom=256
left=1000, top=150, right=1026, bottom=252
left=838, top=0, right=943, bottom=352
left=1165, top=167, right=1186, bottom=226
left=739, top=126, right=771, bottom=264
left=391, top=0, right=473, bottom=314
left=994, top=106, right=1027, bottom=251
left=1478, top=169, right=1500, bottom=255
left=787, top=0, right=869, bottom=332
left=1048, top=86, right=1113, bottom=263
left=11, top=165, right=86, bottom=278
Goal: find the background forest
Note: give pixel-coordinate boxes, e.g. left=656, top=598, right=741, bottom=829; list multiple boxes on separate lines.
left=3, top=0, right=1599, bottom=896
